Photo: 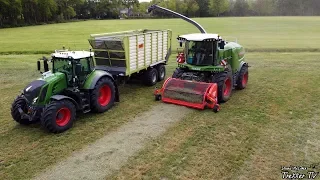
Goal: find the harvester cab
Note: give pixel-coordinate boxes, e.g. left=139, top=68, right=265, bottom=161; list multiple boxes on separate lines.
left=11, top=49, right=119, bottom=133
left=149, top=4, right=249, bottom=112
left=176, top=34, right=220, bottom=66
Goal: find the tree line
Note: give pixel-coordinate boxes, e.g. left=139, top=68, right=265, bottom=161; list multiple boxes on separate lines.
left=1, top=0, right=319, bottom=28
left=145, top=0, right=320, bottom=17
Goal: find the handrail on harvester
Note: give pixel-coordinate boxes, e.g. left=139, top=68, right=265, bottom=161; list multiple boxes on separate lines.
left=147, top=4, right=207, bottom=34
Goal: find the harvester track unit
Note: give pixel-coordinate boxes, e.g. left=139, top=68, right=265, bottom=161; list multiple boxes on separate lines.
left=148, top=5, right=249, bottom=112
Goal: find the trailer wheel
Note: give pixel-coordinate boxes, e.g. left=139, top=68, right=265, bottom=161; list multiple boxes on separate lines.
left=11, top=95, right=33, bottom=125
left=212, top=72, right=233, bottom=103
left=41, top=100, right=76, bottom=133
left=156, top=64, right=166, bottom=81
left=91, top=77, right=116, bottom=113
left=236, top=65, right=249, bottom=90
left=143, top=68, right=158, bottom=86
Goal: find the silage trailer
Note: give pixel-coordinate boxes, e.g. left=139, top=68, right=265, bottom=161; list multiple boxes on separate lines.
left=88, top=29, right=172, bottom=86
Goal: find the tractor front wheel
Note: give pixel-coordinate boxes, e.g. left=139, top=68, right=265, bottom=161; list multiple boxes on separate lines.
left=11, top=95, right=33, bottom=125
left=91, top=77, right=116, bottom=113
left=212, top=72, right=233, bottom=103
left=41, top=100, right=76, bottom=133
left=236, top=65, right=249, bottom=90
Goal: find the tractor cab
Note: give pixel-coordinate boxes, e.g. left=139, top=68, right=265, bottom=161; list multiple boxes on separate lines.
left=177, top=33, right=221, bottom=66
left=37, top=50, right=94, bottom=87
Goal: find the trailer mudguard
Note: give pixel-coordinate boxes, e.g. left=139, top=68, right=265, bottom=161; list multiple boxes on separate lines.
left=50, top=95, right=80, bottom=110
left=83, top=69, right=120, bottom=102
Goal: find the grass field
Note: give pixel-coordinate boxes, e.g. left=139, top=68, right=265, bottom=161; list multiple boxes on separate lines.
left=0, top=17, right=320, bottom=179
left=109, top=52, right=320, bottom=179
left=1, top=17, right=320, bottom=54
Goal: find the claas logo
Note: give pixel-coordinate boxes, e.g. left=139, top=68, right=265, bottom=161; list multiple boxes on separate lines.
left=138, top=43, right=144, bottom=48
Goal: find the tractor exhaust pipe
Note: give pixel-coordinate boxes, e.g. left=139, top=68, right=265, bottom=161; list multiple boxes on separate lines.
left=147, top=4, right=207, bottom=34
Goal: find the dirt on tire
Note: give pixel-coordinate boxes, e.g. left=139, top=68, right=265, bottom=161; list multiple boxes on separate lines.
left=33, top=103, right=192, bottom=180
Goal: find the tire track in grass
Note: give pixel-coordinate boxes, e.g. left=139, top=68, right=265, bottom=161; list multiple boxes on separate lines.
left=33, top=103, right=192, bottom=180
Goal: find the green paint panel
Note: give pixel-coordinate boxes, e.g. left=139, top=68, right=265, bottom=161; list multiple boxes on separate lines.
left=36, top=72, right=67, bottom=105
left=83, top=70, right=110, bottom=89
left=178, top=64, right=224, bottom=72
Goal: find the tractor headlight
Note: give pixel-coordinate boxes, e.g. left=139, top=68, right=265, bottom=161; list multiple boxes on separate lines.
left=33, top=97, right=38, bottom=104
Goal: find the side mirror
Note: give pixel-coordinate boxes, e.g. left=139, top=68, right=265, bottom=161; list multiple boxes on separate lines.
left=37, top=61, right=41, bottom=71
left=44, top=60, right=49, bottom=72
left=75, top=64, right=82, bottom=75
left=219, top=41, right=225, bottom=49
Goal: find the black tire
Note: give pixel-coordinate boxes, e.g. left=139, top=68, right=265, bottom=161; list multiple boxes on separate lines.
left=213, top=105, right=220, bottom=113
left=212, top=72, right=233, bottom=103
left=91, top=77, right=116, bottom=113
left=155, top=94, right=161, bottom=101
left=11, top=95, right=33, bottom=125
left=172, top=68, right=184, bottom=79
left=143, top=68, right=158, bottom=86
left=236, top=65, right=249, bottom=90
left=41, top=100, right=76, bottom=133
left=156, top=64, right=166, bottom=82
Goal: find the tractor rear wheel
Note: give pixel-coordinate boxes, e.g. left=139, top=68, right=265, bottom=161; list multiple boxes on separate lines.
left=143, top=68, right=158, bottom=86
left=11, top=95, right=33, bottom=125
left=236, top=65, right=249, bottom=90
left=172, top=68, right=184, bottom=79
left=91, top=77, right=116, bottom=113
left=41, top=100, right=76, bottom=133
left=212, top=72, right=233, bottom=103
left=156, top=64, right=166, bottom=81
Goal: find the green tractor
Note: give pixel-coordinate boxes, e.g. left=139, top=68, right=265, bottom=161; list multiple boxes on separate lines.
left=149, top=5, right=249, bottom=110
left=11, top=50, right=119, bottom=133
left=11, top=28, right=172, bottom=133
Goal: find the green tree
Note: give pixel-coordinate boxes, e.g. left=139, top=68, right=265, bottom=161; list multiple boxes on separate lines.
left=185, top=0, right=199, bottom=17
left=195, top=0, right=209, bottom=17
left=232, top=0, right=249, bottom=16
left=252, top=0, right=275, bottom=16
left=122, top=0, right=139, bottom=16
left=55, top=0, right=84, bottom=20
left=38, top=0, right=57, bottom=22
left=22, top=0, right=38, bottom=24
left=208, top=0, right=229, bottom=16
left=176, top=0, right=188, bottom=15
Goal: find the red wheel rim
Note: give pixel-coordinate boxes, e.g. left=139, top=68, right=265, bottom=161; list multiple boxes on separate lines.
left=56, top=108, right=71, bottom=127
left=242, top=72, right=248, bottom=87
left=224, top=78, right=232, bottom=96
left=98, top=85, right=111, bottom=106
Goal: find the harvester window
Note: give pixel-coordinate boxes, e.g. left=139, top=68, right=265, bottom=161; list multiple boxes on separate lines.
left=187, top=41, right=215, bottom=66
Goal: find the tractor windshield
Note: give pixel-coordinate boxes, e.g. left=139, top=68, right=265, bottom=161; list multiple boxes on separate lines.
left=52, top=58, right=72, bottom=74
left=186, top=41, right=215, bottom=66
left=52, top=58, right=73, bottom=83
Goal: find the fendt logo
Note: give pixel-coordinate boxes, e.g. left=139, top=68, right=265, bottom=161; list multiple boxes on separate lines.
left=25, top=86, right=32, bottom=92
left=138, top=43, right=144, bottom=49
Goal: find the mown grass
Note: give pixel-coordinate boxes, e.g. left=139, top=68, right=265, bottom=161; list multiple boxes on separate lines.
left=0, top=17, right=320, bottom=54
left=109, top=52, right=320, bottom=179
left=0, top=54, right=178, bottom=179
